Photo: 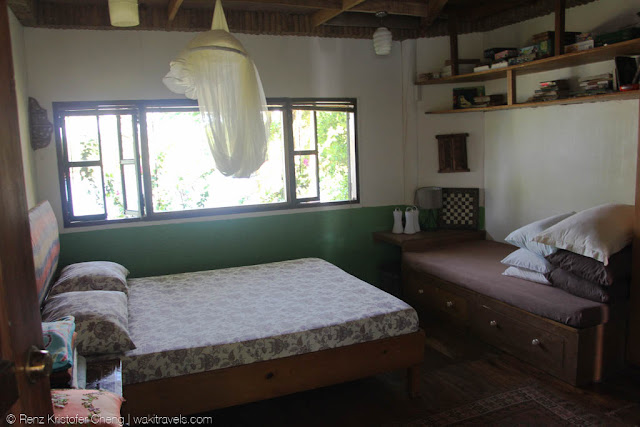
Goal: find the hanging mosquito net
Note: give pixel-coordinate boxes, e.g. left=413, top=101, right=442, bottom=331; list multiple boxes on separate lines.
left=163, top=0, right=269, bottom=178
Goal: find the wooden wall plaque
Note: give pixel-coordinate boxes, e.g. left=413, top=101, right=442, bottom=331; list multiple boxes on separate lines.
left=436, top=133, right=469, bottom=173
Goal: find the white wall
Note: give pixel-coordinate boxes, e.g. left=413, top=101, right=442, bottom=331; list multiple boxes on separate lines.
left=9, top=9, right=37, bottom=208
left=413, top=0, right=639, bottom=239
left=23, top=29, right=405, bottom=230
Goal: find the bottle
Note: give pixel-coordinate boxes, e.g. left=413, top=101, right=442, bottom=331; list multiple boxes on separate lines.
left=404, top=207, right=417, bottom=234
left=411, top=206, right=420, bottom=232
left=392, top=208, right=403, bottom=234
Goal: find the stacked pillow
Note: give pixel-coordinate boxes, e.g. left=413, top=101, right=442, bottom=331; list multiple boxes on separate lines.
left=42, top=261, right=136, bottom=357
left=501, top=212, right=574, bottom=285
left=501, top=204, right=634, bottom=303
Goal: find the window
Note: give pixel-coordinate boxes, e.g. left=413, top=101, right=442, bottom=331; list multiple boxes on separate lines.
left=54, top=99, right=358, bottom=226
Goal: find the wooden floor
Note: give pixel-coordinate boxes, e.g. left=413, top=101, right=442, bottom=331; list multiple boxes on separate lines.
left=208, top=319, right=640, bottom=426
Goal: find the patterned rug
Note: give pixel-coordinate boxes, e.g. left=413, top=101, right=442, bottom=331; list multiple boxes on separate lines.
left=414, top=385, right=606, bottom=426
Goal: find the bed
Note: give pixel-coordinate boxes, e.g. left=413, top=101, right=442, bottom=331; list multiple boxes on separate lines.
left=30, top=201, right=425, bottom=416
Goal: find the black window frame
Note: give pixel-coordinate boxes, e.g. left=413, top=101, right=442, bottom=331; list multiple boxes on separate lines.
left=54, top=98, right=360, bottom=227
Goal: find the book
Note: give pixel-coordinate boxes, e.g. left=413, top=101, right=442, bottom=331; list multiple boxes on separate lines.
left=579, top=73, right=612, bottom=82
left=473, top=65, right=491, bottom=73
left=564, top=39, right=594, bottom=53
left=492, top=61, right=509, bottom=69
left=494, top=49, right=519, bottom=61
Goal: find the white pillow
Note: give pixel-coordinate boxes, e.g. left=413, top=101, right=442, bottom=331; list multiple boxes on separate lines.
left=502, top=266, right=551, bottom=285
left=533, top=203, right=634, bottom=266
left=501, top=248, right=553, bottom=274
left=504, top=212, right=575, bottom=257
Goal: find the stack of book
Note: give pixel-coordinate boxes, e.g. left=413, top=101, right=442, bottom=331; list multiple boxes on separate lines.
left=472, top=94, right=506, bottom=107
left=528, top=79, right=570, bottom=102
left=572, top=73, right=613, bottom=97
left=533, top=31, right=581, bottom=57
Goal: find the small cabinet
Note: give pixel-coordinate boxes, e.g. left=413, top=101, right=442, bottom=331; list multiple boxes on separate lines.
left=436, top=133, right=470, bottom=173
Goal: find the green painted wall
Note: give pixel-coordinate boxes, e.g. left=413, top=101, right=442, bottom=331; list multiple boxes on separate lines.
left=59, top=205, right=485, bottom=287
left=59, top=206, right=403, bottom=287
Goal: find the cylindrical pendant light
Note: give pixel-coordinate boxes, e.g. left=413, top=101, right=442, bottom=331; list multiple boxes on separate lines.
left=108, top=0, right=140, bottom=27
left=373, top=27, right=392, bottom=55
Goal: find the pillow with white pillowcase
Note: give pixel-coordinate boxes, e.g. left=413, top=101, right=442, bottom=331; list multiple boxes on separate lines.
left=502, top=266, right=551, bottom=285
left=504, top=212, right=575, bottom=258
left=501, top=248, right=553, bottom=274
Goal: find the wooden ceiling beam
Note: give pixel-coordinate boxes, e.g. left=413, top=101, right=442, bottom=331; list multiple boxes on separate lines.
left=351, top=1, right=429, bottom=17
left=310, top=0, right=367, bottom=27
left=8, top=0, right=36, bottom=25
left=168, top=0, right=185, bottom=21
left=421, top=0, right=448, bottom=29
left=324, top=12, right=420, bottom=29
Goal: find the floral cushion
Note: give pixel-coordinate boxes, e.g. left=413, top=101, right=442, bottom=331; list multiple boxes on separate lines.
left=42, top=316, right=76, bottom=372
left=51, top=389, right=123, bottom=427
left=49, top=262, right=129, bottom=297
left=42, top=291, right=135, bottom=356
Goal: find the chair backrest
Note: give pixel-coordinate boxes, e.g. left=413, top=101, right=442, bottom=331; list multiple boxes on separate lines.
left=28, top=201, right=60, bottom=305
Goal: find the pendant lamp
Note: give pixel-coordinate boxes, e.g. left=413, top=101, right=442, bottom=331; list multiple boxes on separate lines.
left=373, top=11, right=392, bottom=56
left=108, top=0, right=139, bottom=27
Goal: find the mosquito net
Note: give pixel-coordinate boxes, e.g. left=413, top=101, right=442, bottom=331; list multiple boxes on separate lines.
left=163, top=0, right=269, bottom=178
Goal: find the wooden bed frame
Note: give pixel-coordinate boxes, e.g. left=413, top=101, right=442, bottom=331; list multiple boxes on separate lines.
left=122, top=330, right=425, bottom=417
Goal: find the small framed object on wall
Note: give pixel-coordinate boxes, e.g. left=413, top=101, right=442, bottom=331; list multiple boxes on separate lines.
left=436, top=133, right=469, bottom=173
left=439, top=187, right=480, bottom=230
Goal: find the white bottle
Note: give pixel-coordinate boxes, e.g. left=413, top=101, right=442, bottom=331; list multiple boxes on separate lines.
left=392, top=208, right=404, bottom=234
left=412, top=206, right=420, bottom=232
left=404, top=207, right=417, bottom=234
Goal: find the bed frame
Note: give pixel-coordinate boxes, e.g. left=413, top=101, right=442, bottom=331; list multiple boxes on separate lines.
left=123, top=330, right=425, bottom=416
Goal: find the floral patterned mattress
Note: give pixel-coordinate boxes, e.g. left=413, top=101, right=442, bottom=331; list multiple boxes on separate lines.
left=122, top=258, right=419, bottom=385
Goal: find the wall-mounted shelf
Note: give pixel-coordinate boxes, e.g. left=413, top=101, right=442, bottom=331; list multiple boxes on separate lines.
left=426, top=90, right=640, bottom=114
left=416, top=38, right=640, bottom=86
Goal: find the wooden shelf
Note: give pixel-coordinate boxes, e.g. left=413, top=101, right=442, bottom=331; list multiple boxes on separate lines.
left=373, top=229, right=486, bottom=252
left=416, top=38, right=640, bottom=86
left=426, top=91, right=640, bottom=114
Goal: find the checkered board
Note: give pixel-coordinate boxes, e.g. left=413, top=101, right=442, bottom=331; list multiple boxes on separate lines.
left=438, top=188, right=480, bottom=230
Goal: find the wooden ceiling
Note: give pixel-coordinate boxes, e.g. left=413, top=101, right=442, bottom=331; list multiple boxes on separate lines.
left=9, top=0, right=597, bottom=40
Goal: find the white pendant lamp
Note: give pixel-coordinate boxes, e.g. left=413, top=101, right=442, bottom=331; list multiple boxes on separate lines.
left=108, top=0, right=140, bottom=27
left=373, top=11, right=392, bottom=56
left=373, top=27, right=392, bottom=55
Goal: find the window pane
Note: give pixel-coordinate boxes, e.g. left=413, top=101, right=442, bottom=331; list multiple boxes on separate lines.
left=120, top=115, right=136, bottom=160
left=69, top=166, right=104, bottom=216
left=123, top=164, right=139, bottom=212
left=317, top=111, right=352, bottom=202
left=99, top=115, right=137, bottom=220
left=292, top=110, right=315, bottom=151
left=65, top=116, right=100, bottom=162
left=294, top=154, right=318, bottom=199
left=146, top=109, right=286, bottom=213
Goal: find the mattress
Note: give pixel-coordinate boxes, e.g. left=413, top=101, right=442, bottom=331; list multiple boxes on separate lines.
left=122, top=258, right=419, bottom=385
left=403, top=240, right=611, bottom=328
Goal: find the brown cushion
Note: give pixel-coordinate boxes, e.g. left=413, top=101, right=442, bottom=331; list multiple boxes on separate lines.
left=402, top=240, right=611, bottom=328
left=546, top=268, right=629, bottom=303
left=546, top=246, right=632, bottom=287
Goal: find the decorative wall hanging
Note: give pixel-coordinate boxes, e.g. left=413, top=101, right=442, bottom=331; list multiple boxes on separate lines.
left=438, top=187, right=479, bottom=230
left=436, top=133, right=470, bottom=173
left=28, top=97, right=53, bottom=150
left=163, top=0, right=269, bottom=178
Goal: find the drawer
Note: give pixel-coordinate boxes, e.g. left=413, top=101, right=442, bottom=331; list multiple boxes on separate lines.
left=472, top=304, right=566, bottom=373
left=404, top=275, right=469, bottom=322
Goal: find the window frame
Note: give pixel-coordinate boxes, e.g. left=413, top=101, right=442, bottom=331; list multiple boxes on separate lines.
left=54, top=98, right=360, bottom=228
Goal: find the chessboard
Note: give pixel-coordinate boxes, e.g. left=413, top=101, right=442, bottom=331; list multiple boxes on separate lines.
left=438, top=188, right=480, bottom=230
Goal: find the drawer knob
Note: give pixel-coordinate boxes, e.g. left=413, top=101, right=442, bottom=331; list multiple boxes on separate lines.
left=445, top=301, right=454, bottom=308
left=531, top=339, right=540, bottom=346
left=418, top=289, right=424, bottom=294
left=489, top=320, right=498, bottom=327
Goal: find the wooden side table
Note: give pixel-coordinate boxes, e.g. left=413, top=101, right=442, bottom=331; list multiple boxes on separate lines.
left=373, top=229, right=486, bottom=252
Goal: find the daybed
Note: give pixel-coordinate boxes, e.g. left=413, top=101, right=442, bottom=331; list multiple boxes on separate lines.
left=402, top=239, right=627, bottom=386
left=30, top=201, right=426, bottom=417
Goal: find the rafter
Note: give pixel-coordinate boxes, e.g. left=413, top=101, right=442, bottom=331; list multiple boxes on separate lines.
left=168, top=0, right=184, bottom=22
left=8, top=0, right=36, bottom=25
left=311, top=0, right=367, bottom=27
left=421, top=0, right=449, bottom=29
